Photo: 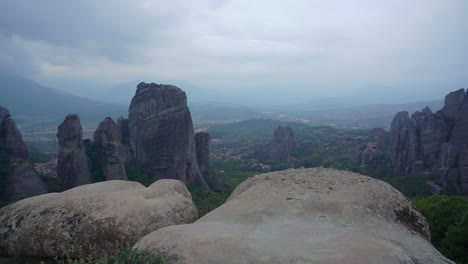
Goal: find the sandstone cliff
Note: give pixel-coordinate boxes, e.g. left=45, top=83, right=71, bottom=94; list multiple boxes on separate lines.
left=0, top=106, right=47, bottom=206
left=252, top=125, right=299, bottom=162
left=92, top=117, right=128, bottom=181
left=56, top=114, right=92, bottom=190
left=195, top=132, right=224, bottom=190
left=128, top=82, right=209, bottom=189
left=389, top=89, right=468, bottom=195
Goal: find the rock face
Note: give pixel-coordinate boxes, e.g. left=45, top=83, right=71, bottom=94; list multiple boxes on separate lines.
left=0, top=179, right=197, bottom=258
left=128, top=82, right=209, bottom=189
left=358, top=127, right=387, bottom=167
left=0, top=106, right=47, bottom=206
left=56, top=114, right=92, bottom=190
left=134, top=168, right=452, bottom=264
left=92, top=117, right=128, bottom=181
left=389, top=89, right=468, bottom=195
left=194, top=132, right=224, bottom=190
left=116, top=117, right=133, bottom=163
left=252, top=125, right=299, bottom=162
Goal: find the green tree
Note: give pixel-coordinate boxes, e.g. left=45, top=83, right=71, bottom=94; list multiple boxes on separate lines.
left=413, top=196, right=468, bottom=263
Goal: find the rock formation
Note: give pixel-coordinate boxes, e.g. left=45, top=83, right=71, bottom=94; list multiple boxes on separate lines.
left=117, top=116, right=133, bottom=163
left=195, top=132, right=224, bottom=190
left=128, top=82, right=209, bottom=189
left=134, top=168, right=452, bottom=264
left=252, top=125, right=299, bottom=162
left=92, top=117, right=128, bottom=181
left=0, top=179, right=197, bottom=258
left=0, top=106, right=47, bottom=206
left=358, top=127, right=387, bottom=167
left=389, top=88, right=468, bottom=195
left=56, top=114, right=92, bottom=190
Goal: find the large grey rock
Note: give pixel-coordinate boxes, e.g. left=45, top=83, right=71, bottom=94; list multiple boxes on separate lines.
left=358, top=128, right=388, bottom=167
left=0, top=179, right=197, bottom=258
left=116, top=117, right=134, bottom=163
left=134, top=168, right=452, bottom=264
left=93, top=117, right=128, bottom=181
left=389, top=89, right=468, bottom=195
left=252, top=125, right=299, bottom=162
left=128, top=82, right=209, bottom=189
left=0, top=107, right=47, bottom=206
left=389, top=111, right=410, bottom=175
left=195, top=132, right=224, bottom=190
left=56, top=114, right=91, bottom=190
left=441, top=88, right=466, bottom=118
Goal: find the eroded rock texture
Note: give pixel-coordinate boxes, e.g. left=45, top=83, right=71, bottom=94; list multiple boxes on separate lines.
left=117, top=117, right=134, bottom=163
left=56, top=114, right=91, bottom=190
left=0, top=179, right=197, bottom=258
left=134, top=168, right=452, bottom=264
left=93, top=117, right=128, bottom=181
left=0, top=106, right=47, bottom=206
left=389, top=88, right=468, bottom=195
left=128, top=82, right=209, bottom=189
left=195, top=132, right=224, bottom=190
left=358, top=127, right=388, bottom=167
left=252, top=125, right=299, bottom=162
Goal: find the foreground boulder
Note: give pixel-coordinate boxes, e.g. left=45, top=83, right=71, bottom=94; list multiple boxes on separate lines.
left=0, top=179, right=197, bottom=258
left=134, top=168, right=452, bottom=264
left=0, top=106, right=47, bottom=206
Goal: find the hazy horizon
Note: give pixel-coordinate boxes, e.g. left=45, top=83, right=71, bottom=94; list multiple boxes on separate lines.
left=0, top=1, right=467, bottom=105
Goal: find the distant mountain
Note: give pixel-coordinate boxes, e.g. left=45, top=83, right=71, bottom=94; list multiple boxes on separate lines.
left=97, top=80, right=233, bottom=105
left=191, top=103, right=265, bottom=121
left=288, top=85, right=451, bottom=112
left=283, top=100, right=444, bottom=130
left=0, top=74, right=126, bottom=124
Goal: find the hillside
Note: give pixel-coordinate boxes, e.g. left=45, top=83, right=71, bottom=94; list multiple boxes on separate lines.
left=0, top=74, right=126, bottom=124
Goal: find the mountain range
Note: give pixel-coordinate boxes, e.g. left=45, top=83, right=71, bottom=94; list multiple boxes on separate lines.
left=0, top=73, right=447, bottom=131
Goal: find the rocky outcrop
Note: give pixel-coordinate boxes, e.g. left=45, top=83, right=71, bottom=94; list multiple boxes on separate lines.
left=252, top=125, right=299, bottom=162
left=0, top=179, right=197, bottom=258
left=116, top=117, right=133, bottom=163
left=0, top=106, right=47, bottom=206
left=358, top=127, right=387, bottom=167
left=128, top=82, right=209, bottom=189
left=92, top=117, right=128, bottom=181
left=389, top=111, right=411, bottom=175
left=56, top=114, right=91, bottom=190
left=195, top=132, right=224, bottom=190
left=134, top=168, right=452, bottom=264
left=389, top=88, right=468, bottom=195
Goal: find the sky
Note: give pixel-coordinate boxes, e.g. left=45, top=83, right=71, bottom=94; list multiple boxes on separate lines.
left=0, top=0, right=467, bottom=103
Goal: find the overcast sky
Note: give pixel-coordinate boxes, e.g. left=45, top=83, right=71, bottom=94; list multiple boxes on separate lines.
left=0, top=0, right=467, bottom=101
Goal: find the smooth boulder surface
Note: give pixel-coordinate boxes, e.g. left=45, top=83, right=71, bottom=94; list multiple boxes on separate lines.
left=134, top=168, right=452, bottom=264
left=0, top=179, right=197, bottom=258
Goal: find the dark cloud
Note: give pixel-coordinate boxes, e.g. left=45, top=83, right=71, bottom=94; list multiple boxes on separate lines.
left=0, top=0, right=466, bottom=101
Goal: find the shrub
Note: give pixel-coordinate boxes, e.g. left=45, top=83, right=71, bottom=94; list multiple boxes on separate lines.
left=413, top=196, right=468, bottom=263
